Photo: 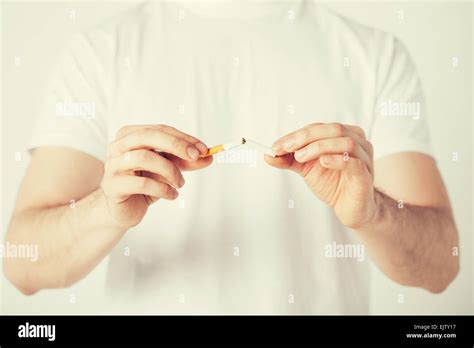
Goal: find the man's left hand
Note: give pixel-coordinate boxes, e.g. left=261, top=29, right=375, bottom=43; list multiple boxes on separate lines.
left=266, top=123, right=376, bottom=229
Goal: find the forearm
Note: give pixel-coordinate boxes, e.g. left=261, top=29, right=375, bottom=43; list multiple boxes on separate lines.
left=356, top=189, right=459, bottom=293
left=4, top=188, right=127, bottom=294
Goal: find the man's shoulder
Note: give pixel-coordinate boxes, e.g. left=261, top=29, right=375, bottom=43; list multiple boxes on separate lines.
left=314, top=4, right=395, bottom=58
left=68, top=2, right=158, bottom=62
left=77, top=2, right=157, bottom=46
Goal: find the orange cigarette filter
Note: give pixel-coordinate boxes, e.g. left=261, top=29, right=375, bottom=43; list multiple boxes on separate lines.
left=204, top=139, right=244, bottom=157
left=205, top=144, right=225, bottom=156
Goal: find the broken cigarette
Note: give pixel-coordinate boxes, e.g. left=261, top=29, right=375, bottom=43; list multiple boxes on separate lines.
left=242, top=138, right=277, bottom=157
left=205, top=137, right=276, bottom=157
left=205, top=139, right=244, bottom=157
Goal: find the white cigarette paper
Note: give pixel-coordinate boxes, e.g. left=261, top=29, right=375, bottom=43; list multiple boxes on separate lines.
left=242, top=138, right=276, bottom=157
left=223, top=139, right=244, bottom=151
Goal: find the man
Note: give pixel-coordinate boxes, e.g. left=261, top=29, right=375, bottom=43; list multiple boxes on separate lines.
left=4, top=1, right=459, bottom=314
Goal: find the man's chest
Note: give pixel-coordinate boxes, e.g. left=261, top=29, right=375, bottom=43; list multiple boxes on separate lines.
left=108, top=32, right=372, bottom=143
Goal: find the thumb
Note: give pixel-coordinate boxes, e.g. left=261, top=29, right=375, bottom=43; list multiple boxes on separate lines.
left=319, top=155, right=367, bottom=177
left=164, top=153, right=214, bottom=171
left=264, top=153, right=305, bottom=175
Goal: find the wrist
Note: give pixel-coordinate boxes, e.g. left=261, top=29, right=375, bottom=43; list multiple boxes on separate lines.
left=90, top=188, right=130, bottom=233
left=357, top=188, right=382, bottom=231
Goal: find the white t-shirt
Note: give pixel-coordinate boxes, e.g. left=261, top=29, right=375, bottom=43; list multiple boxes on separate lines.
left=29, top=1, right=433, bottom=314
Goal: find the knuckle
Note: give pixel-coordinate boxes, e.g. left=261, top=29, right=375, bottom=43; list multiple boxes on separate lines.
left=355, top=126, right=366, bottom=138
left=134, top=149, right=149, bottom=163
left=345, top=137, right=356, bottom=151
left=171, top=168, right=182, bottom=183
left=141, top=128, right=155, bottom=138
left=115, top=127, right=127, bottom=138
left=136, top=177, right=149, bottom=190
left=171, top=137, right=187, bottom=151
left=116, top=125, right=132, bottom=139
left=314, top=141, right=324, bottom=154
left=307, top=123, right=321, bottom=136
left=163, top=162, right=180, bottom=182
left=156, top=124, right=175, bottom=133
left=331, top=123, right=345, bottom=137
left=137, top=129, right=156, bottom=145
left=160, top=183, right=172, bottom=197
left=366, top=141, right=374, bottom=156
left=300, top=128, right=311, bottom=142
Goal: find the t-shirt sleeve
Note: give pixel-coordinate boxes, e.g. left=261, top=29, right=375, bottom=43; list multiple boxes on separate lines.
left=28, top=31, right=111, bottom=162
left=369, top=32, right=434, bottom=161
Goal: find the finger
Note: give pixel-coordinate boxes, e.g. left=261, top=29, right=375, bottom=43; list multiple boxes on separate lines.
left=104, top=175, right=179, bottom=202
left=293, top=136, right=370, bottom=167
left=161, top=153, right=213, bottom=171
left=108, top=128, right=202, bottom=161
left=106, top=150, right=184, bottom=189
left=272, top=123, right=344, bottom=155
left=139, top=171, right=175, bottom=192
left=344, top=125, right=373, bottom=158
left=157, top=125, right=208, bottom=155
left=272, top=123, right=373, bottom=165
left=319, top=155, right=368, bottom=177
left=344, top=125, right=366, bottom=139
left=114, top=124, right=208, bottom=155
left=264, top=153, right=305, bottom=173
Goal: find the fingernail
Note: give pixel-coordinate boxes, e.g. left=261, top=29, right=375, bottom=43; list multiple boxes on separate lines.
left=295, top=148, right=307, bottom=161
left=195, top=142, right=208, bottom=155
left=172, top=188, right=179, bottom=199
left=282, top=138, right=295, bottom=150
left=187, top=146, right=200, bottom=160
left=178, top=176, right=185, bottom=188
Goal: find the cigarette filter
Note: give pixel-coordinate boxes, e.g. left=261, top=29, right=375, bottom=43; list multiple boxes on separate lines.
left=205, top=139, right=244, bottom=157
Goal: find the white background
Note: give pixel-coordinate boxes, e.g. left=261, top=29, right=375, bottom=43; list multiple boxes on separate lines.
left=1, top=0, right=472, bottom=314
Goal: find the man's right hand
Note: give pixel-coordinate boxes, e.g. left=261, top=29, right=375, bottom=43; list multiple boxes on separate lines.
left=101, top=125, right=212, bottom=229
left=4, top=124, right=211, bottom=294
